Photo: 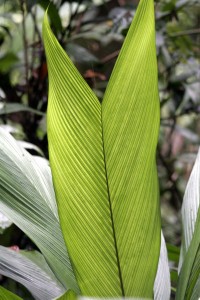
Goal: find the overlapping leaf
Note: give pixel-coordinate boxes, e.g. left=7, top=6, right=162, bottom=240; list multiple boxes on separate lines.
left=43, top=0, right=160, bottom=297
left=154, top=233, right=171, bottom=300
left=176, top=149, right=200, bottom=299
left=0, top=286, right=22, bottom=300
left=0, top=128, right=78, bottom=292
left=0, top=246, right=65, bottom=300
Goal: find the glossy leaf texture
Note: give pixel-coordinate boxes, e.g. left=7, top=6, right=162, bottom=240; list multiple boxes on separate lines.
left=0, top=128, right=79, bottom=292
left=0, top=246, right=65, bottom=300
left=0, top=286, right=22, bottom=300
left=176, top=149, right=200, bottom=299
left=43, top=0, right=160, bottom=297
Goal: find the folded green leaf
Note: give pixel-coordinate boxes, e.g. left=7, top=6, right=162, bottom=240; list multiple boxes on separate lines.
left=0, top=286, right=22, bottom=300
left=43, top=0, right=160, bottom=297
left=176, top=149, right=200, bottom=299
left=0, top=128, right=79, bottom=292
left=0, top=246, right=65, bottom=300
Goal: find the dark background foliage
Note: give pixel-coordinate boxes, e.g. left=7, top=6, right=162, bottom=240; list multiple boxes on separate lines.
left=0, top=0, right=199, bottom=298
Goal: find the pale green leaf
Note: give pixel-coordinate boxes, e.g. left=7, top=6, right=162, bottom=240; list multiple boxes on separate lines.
left=176, top=149, right=200, bottom=299
left=0, top=246, right=65, bottom=300
left=0, top=286, right=22, bottom=300
left=0, top=128, right=79, bottom=292
left=191, top=276, right=200, bottom=300
left=43, top=0, right=160, bottom=297
left=154, top=233, right=171, bottom=300
left=0, top=103, right=44, bottom=116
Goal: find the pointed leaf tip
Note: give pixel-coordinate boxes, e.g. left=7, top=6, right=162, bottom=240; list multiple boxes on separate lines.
left=43, top=0, right=161, bottom=297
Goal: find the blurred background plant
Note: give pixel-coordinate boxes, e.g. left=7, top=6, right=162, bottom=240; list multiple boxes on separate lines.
left=0, top=0, right=199, bottom=298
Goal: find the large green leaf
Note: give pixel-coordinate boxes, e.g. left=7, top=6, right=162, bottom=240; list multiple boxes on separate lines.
left=0, top=246, right=65, bottom=300
left=101, top=0, right=160, bottom=294
left=176, top=149, right=200, bottom=299
left=43, top=0, right=160, bottom=297
left=0, top=286, right=22, bottom=300
left=0, top=128, right=79, bottom=292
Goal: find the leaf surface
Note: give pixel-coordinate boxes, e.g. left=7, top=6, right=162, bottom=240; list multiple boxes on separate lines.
left=176, top=149, right=200, bottom=299
left=102, top=0, right=160, bottom=295
left=0, top=286, right=22, bottom=300
left=0, top=246, right=65, bottom=300
left=0, top=103, right=44, bottom=116
left=0, top=128, right=78, bottom=292
left=43, top=0, right=160, bottom=297
left=154, top=233, right=171, bottom=300
left=54, top=290, right=77, bottom=300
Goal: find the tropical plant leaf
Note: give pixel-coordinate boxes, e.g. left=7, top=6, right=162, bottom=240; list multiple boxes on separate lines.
left=176, top=149, right=200, bottom=299
left=0, top=128, right=79, bottom=292
left=38, top=0, right=62, bottom=34
left=0, top=246, right=65, bottom=300
left=154, top=232, right=171, bottom=300
left=54, top=290, right=77, bottom=300
left=43, top=0, right=160, bottom=297
left=0, top=286, right=22, bottom=300
left=0, top=103, right=44, bottom=116
left=167, top=244, right=180, bottom=263
left=101, top=0, right=161, bottom=294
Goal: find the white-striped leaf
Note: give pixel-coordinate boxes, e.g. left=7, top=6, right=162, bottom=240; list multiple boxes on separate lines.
left=176, top=149, right=200, bottom=299
left=0, top=246, right=65, bottom=300
left=154, top=232, right=171, bottom=300
left=0, top=128, right=79, bottom=292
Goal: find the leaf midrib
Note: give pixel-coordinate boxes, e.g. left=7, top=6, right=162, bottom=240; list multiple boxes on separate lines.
left=101, top=108, right=125, bottom=297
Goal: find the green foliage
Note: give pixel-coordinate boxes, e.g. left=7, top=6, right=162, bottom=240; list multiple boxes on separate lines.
left=0, top=286, right=22, bottom=300
left=0, top=0, right=199, bottom=299
left=0, top=128, right=79, bottom=293
left=0, top=246, right=65, bottom=299
left=43, top=0, right=160, bottom=297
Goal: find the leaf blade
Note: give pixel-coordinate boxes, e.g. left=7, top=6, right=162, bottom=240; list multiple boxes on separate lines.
left=0, top=128, right=78, bottom=292
left=43, top=12, right=122, bottom=296
left=154, top=233, right=171, bottom=300
left=43, top=0, right=161, bottom=297
left=102, top=0, right=161, bottom=296
left=176, top=149, right=200, bottom=299
left=0, top=287, right=22, bottom=300
left=0, top=246, right=65, bottom=300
